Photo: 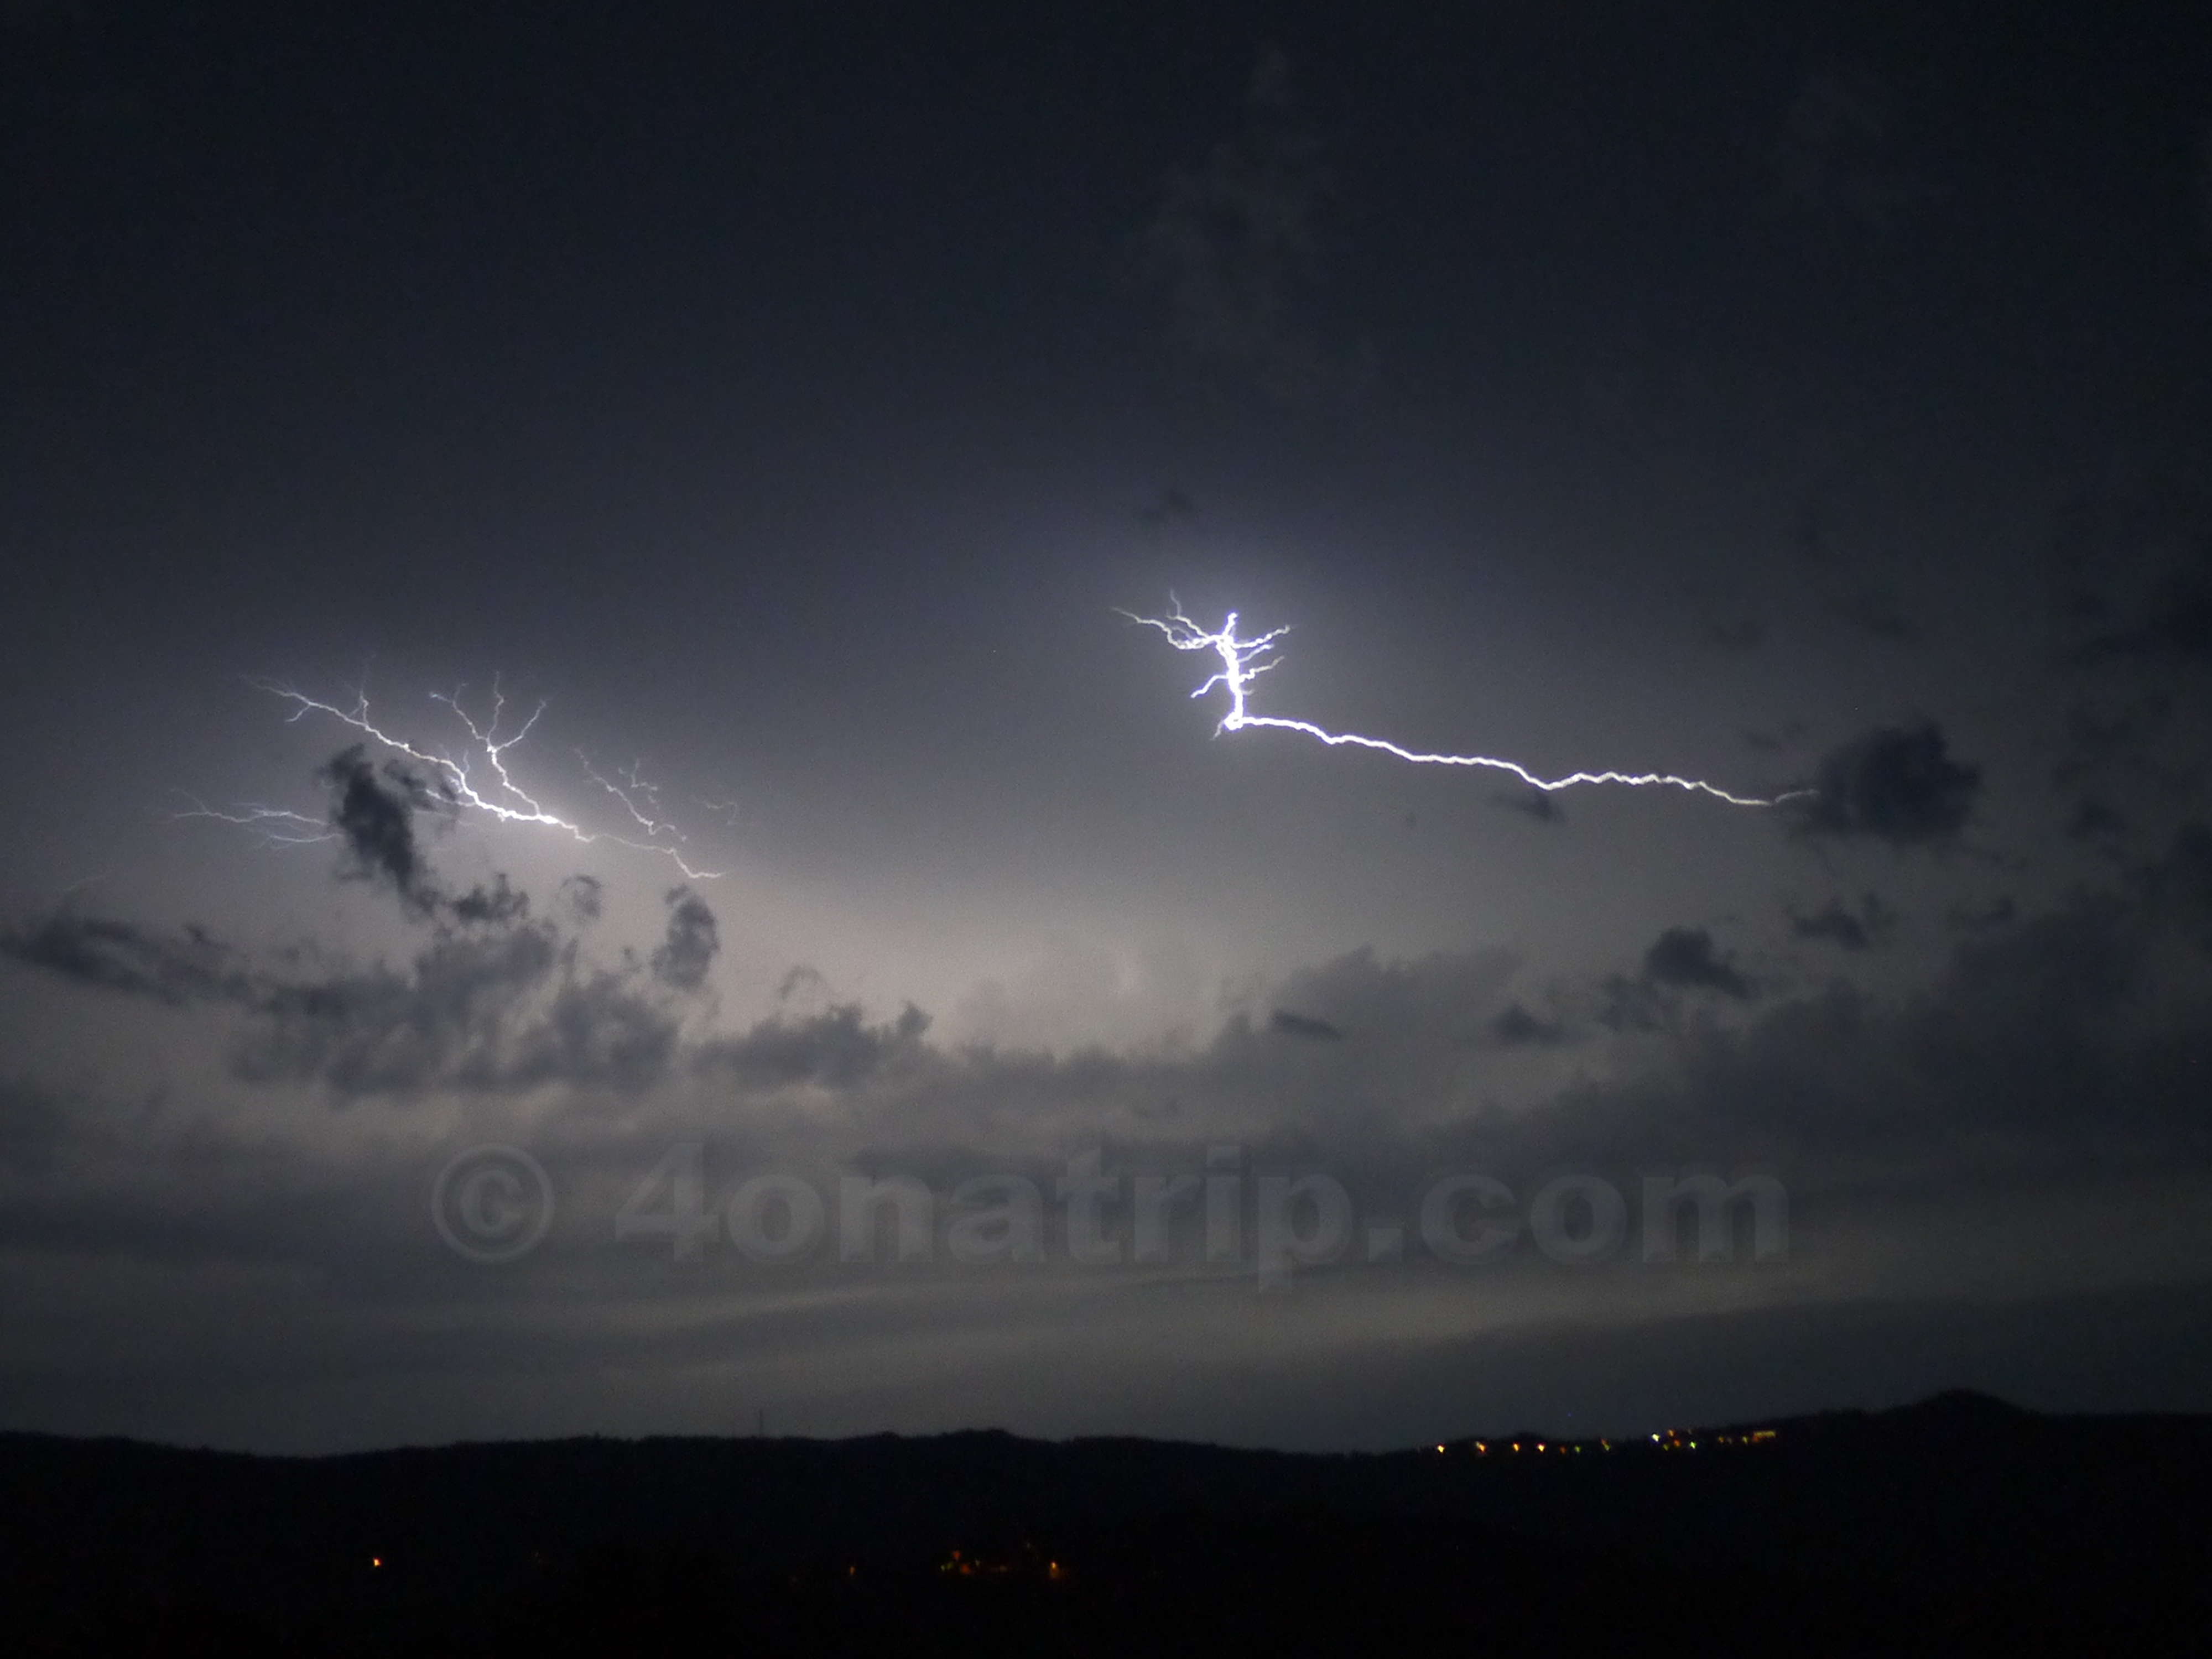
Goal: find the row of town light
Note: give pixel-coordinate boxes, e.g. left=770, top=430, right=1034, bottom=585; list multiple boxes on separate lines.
left=1429, top=1427, right=1779, bottom=1457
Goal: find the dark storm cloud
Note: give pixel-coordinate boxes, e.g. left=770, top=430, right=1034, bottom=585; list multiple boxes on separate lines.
left=246, top=903, right=722, bottom=1097
left=19, top=817, right=2205, bottom=1185
left=316, top=750, right=601, bottom=937
left=695, top=1002, right=931, bottom=1092
left=1789, top=904, right=1866, bottom=950
left=651, top=886, right=719, bottom=993
left=1492, top=790, right=1565, bottom=825
left=764, top=823, right=2212, bottom=1203
left=1399, top=828, right=2212, bottom=1182
left=4, top=874, right=711, bottom=1100
left=559, top=874, right=605, bottom=923
left=1948, top=895, right=2017, bottom=933
left=0, top=914, right=257, bottom=1006
left=450, top=874, right=530, bottom=927
left=237, top=924, right=564, bottom=1094
left=1789, top=894, right=1894, bottom=951
left=320, top=745, right=452, bottom=917
left=235, top=914, right=701, bottom=1099
left=0, top=731, right=706, bottom=1096
left=1793, top=723, right=1980, bottom=846
left=1488, top=1002, right=1568, bottom=1047
left=1136, top=48, right=1362, bottom=406
left=1677, top=864, right=2199, bottom=1155
left=1258, top=947, right=1517, bottom=1064
left=1643, top=927, right=1756, bottom=1000
left=12, top=828, right=2212, bottom=1402
left=506, top=967, right=686, bottom=1095
left=1268, top=1009, right=1344, bottom=1041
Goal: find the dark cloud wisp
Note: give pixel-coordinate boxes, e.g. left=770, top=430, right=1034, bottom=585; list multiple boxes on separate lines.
left=320, top=745, right=455, bottom=916
left=1790, top=894, right=1894, bottom=951
left=652, top=887, right=720, bottom=993
left=1793, top=723, right=1980, bottom=846
left=1643, top=927, right=1757, bottom=1000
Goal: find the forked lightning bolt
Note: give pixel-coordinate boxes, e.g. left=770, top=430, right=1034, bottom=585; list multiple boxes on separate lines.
left=1122, top=602, right=1805, bottom=808
left=181, top=677, right=724, bottom=879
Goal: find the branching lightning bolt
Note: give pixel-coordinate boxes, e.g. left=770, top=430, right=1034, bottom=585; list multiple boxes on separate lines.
left=1121, top=601, right=1807, bottom=808
left=580, top=754, right=691, bottom=845
left=191, top=677, right=725, bottom=879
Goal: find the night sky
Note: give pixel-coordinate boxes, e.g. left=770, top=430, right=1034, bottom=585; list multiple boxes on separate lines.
left=4, top=1, right=2211, bottom=1452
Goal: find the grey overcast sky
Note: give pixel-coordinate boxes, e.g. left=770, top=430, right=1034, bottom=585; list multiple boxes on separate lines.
left=3, top=0, right=2211, bottom=1451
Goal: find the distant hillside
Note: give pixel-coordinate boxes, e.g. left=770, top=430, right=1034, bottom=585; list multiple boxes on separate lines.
left=4, top=1395, right=2207, bottom=1655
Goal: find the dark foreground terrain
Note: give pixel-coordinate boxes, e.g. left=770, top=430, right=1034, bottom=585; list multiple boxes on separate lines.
left=3, top=1392, right=2206, bottom=1655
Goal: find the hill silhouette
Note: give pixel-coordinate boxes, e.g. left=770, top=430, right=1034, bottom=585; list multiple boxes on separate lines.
left=4, top=1395, right=2206, bottom=1654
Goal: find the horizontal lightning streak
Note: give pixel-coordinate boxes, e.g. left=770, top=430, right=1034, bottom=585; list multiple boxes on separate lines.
left=169, top=793, right=341, bottom=846
left=1122, top=602, right=1807, bottom=809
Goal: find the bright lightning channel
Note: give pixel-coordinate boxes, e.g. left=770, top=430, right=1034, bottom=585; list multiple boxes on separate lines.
left=186, top=677, right=724, bottom=879
left=1122, top=601, right=1805, bottom=808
